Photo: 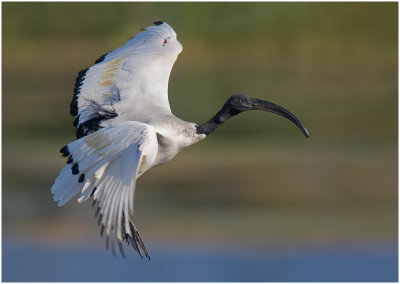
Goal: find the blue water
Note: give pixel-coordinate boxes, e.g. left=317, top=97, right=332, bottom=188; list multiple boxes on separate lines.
left=2, top=237, right=398, bottom=282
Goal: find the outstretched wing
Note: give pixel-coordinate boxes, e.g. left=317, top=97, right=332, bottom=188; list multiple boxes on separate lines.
left=71, top=21, right=183, bottom=138
left=51, top=121, right=158, bottom=258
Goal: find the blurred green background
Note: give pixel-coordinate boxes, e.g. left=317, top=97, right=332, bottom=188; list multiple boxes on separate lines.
left=3, top=2, right=397, bottom=250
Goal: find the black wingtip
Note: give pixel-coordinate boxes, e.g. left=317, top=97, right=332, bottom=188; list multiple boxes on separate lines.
left=78, top=173, right=85, bottom=183
left=67, top=156, right=73, bottom=164
left=94, top=53, right=107, bottom=64
left=60, top=145, right=70, bottom=157
left=71, top=163, right=79, bottom=175
left=153, top=21, right=163, bottom=26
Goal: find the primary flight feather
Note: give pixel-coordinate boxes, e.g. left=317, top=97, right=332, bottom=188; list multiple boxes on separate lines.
left=51, top=21, right=309, bottom=259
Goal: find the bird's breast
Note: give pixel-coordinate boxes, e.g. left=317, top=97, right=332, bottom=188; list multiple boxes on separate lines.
left=149, top=117, right=206, bottom=167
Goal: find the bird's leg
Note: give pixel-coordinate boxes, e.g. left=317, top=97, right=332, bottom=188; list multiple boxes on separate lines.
left=121, top=212, right=150, bottom=260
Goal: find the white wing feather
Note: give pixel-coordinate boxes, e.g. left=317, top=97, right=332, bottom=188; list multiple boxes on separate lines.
left=72, top=22, right=183, bottom=138
left=53, top=22, right=184, bottom=258
left=51, top=121, right=158, bottom=256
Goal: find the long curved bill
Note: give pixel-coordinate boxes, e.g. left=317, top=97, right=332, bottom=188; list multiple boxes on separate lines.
left=251, top=99, right=310, bottom=138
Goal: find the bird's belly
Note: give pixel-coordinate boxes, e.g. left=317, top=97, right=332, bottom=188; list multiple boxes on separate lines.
left=136, top=144, right=177, bottom=178
left=152, top=144, right=179, bottom=167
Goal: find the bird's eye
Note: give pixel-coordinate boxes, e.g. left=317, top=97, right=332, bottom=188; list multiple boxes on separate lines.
left=163, top=39, right=168, bottom=47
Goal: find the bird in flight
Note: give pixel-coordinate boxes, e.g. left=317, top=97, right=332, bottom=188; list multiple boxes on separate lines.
left=51, top=21, right=309, bottom=259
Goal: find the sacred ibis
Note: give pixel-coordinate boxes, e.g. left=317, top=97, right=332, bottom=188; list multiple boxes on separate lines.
left=51, top=21, right=309, bottom=259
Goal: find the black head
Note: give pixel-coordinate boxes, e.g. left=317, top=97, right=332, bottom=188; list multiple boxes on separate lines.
left=224, top=94, right=255, bottom=113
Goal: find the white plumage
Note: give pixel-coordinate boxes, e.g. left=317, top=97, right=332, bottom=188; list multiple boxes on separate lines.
left=51, top=21, right=309, bottom=259
left=52, top=22, right=205, bottom=258
left=74, top=22, right=182, bottom=130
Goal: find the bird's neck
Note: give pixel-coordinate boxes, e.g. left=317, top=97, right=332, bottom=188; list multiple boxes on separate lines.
left=196, top=100, right=240, bottom=135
